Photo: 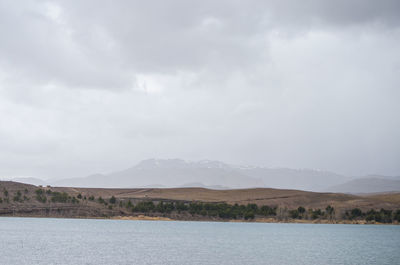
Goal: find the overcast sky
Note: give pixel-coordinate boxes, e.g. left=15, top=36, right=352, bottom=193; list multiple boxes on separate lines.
left=0, top=0, right=399, bottom=179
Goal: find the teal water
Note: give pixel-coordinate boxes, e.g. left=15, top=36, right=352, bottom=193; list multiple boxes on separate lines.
left=0, top=217, right=399, bottom=265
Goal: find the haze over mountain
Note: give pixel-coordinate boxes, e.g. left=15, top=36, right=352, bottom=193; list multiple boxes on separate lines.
left=10, top=158, right=346, bottom=191
left=10, top=177, right=47, bottom=187
left=52, top=159, right=264, bottom=189
left=239, top=167, right=349, bottom=191
left=326, top=176, right=400, bottom=194
left=8, top=159, right=400, bottom=193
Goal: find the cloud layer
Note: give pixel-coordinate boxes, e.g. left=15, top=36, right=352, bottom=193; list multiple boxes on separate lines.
left=0, top=0, right=399, bottom=178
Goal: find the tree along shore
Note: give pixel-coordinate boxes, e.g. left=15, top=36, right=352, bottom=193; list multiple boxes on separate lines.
left=1, top=187, right=400, bottom=224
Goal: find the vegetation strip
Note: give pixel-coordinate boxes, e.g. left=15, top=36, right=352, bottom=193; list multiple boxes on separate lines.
left=1, top=186, right=399, bottom=224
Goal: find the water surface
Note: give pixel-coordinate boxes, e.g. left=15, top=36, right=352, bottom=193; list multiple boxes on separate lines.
left=0, top=217, right=399, bottom=265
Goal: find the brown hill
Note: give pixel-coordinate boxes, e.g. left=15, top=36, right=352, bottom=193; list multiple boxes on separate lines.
left=63, top=186, right=399, bottom=210
left=0, top=181, right=399, bottom=221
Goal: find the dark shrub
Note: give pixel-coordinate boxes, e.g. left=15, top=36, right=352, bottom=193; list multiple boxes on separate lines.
left=109, top=196, right=116, bottom=204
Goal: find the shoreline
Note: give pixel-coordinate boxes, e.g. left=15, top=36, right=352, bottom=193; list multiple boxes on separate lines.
left=112, top=215, right=398, bottom=225
left=1, top=214, right=398, bottom=225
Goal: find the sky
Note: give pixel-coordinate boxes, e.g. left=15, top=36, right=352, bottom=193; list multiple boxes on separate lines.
left=0, top=0, right=399, bottom=179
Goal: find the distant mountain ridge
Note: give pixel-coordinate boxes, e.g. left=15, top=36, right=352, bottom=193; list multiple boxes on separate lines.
left=49, top=159, right=352, bottom=190
left=238, top=167, right=348, bottom=191
left=326, top=176, right=400, bottom=194
left=8, top=159, right=400, bottom=193
left=10, top=177, right=47, bottom=186
left=51, top=159, right=264, bottom=189
left=134, top=159, right=233, bottom=170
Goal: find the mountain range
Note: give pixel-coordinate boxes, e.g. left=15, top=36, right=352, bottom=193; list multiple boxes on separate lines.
left=8, top=159, right=400, bottom=193
left=327, top=176, right=400, bottom=194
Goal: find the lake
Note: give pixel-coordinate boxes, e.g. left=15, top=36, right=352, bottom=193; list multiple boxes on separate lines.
left=0, top=217, right=399, bottom=265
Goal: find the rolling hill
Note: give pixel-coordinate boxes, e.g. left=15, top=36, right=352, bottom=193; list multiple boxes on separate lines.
left=0, top=181, right=399, bottom=223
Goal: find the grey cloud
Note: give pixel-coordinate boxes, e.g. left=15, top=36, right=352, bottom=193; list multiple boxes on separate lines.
left=2, top=0, right=399, bottom=89
left=262, top=0, right=400, bottom=28
left=0, top=0, right=399, bottom=179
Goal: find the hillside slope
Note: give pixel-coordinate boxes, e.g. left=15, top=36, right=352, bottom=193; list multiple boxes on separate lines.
left=1, top=181, right=399, bottom=216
